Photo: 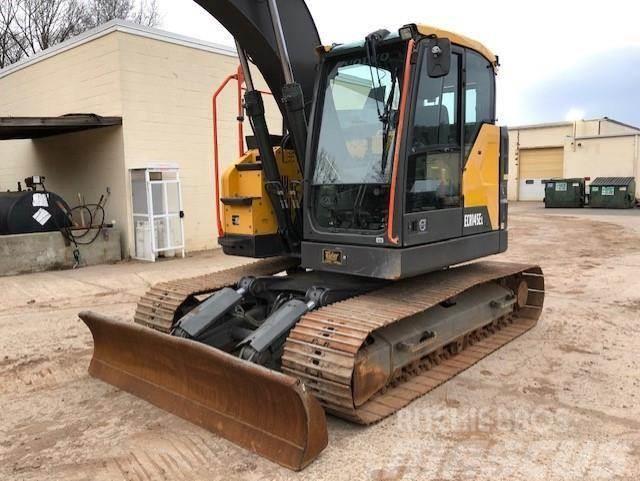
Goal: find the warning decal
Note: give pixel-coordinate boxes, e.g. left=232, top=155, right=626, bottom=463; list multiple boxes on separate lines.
left=33, top=208, right=52, bottom=226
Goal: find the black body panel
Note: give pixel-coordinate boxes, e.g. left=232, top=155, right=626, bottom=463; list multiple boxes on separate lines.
left=403, top=208, right=463, bottom=246
left=462, top=206, right=492, bottom=236
left=219, top=233, right=288, bottom=258
left=301, top=230, right=507, bottom=280
left=499, top=126, right=509, bottom=230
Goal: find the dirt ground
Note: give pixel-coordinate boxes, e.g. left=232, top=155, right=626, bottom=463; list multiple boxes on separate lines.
left=1, top=202, right=639, bottom=481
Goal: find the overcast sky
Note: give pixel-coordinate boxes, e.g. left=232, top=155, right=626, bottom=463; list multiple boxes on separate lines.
left=158, top=0, right=640, bottom=127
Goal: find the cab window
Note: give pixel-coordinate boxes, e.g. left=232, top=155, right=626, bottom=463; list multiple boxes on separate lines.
left=406, top=51, right=461, bottom=213
left=411, top=54, right=460, bottom=148
left=464, top=50, right=495, bottom=154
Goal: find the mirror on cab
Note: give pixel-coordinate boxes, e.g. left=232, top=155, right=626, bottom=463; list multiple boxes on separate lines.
left=426, top=37, right=451, bottom=78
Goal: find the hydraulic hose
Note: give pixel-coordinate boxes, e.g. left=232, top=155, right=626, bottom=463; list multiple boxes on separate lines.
left=42, top=183, right=108, bottom=266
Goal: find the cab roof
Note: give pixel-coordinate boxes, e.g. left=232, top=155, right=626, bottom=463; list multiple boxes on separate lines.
left=323, top=24, right=497, bottom=67
left=416, top=24, right=497, bottom=65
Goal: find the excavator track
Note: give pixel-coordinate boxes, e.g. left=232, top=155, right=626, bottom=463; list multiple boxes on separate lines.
left=133, top=259, right=544, bottom=424
left=134, top=257, right=298, bottom=332
left=281, top=261, right=544, bottom=424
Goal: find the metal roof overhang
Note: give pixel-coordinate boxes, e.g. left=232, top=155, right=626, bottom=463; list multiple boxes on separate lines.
left=0, top=114, right=122, bottom=140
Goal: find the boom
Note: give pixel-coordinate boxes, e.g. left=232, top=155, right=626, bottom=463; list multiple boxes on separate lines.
left=195, top=0, right=321, bottom=118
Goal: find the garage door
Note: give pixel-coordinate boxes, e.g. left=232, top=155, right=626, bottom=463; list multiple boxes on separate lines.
left=518, top=147, right=564, bottom=201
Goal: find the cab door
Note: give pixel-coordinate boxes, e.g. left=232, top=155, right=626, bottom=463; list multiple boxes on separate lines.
left=402, top=46, right=463, bottom=247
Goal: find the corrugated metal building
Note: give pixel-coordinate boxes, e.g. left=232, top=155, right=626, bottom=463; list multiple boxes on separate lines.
left=508, top=118, right=640, bottom=201
left=0, top=20, right=279, bottom=258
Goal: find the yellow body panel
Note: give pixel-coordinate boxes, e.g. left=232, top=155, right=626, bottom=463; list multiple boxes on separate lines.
left=416, top=24, right=497, bottom=66
left=221, top=148, right=301, bottom=236
left=463, top=124, right=500, bottom=229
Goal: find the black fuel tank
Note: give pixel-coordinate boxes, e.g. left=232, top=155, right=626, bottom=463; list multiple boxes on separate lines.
left=0, top=190, right=71, bottom=235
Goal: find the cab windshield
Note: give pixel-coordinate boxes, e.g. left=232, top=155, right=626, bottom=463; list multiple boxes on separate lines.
left=311, top=43, right=405, bottom=232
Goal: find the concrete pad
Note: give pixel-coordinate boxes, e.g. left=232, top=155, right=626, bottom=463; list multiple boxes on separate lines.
left=1, top=208, right=639, bottom=480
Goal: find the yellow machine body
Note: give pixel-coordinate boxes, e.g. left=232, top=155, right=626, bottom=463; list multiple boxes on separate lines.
left=221, top=148, right=301, bottom=236
left=462, top=124, right=501, bottom=230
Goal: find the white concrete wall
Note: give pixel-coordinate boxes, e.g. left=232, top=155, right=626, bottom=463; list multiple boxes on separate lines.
left=0, top=129, right=127, bottom=247
left=0, top=33, right=123, bottom=115
left=0, top=34, right=126, bottom=244
left=600, top=120, right=640, bottom=136
left=115, top=32, right=280, bottom=255
left=0, top=28, right=281, bottom=257
left=507, top=124, right=572, bottom=200
left=564, top=135, right=639, bottom=194
left=0, top=227, right=121, bottom=276
left=0, top=140, right=38, bottom=192
left=29, top=127, right=128, bottom=239
left=580, top=120, right=599, bottom=136
left=507, top=120, right=640, bottom=200
left=575, top=119, right=639, bottom=137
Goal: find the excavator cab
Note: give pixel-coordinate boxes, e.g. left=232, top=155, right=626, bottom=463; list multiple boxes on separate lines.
left=305, top=27, right=508, bottom=279
left=217, top=22, right=508, bottom=280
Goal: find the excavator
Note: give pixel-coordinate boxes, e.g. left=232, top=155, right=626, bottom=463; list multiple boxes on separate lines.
left=79, top=0, right=544, bottom=471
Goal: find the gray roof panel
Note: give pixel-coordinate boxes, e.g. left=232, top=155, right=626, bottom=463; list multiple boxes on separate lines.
left=0, top=114, right=121, bottom=140
left=590, top=177, right=635, bottom=186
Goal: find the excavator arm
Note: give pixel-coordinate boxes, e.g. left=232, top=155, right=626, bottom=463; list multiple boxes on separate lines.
left=194, top=0, right=320, bottom=119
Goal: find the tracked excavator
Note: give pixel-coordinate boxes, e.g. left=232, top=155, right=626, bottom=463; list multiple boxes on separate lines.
left=80, top=0, right=545, bottom=470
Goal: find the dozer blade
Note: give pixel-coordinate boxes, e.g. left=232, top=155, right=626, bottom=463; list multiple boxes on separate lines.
left=79, top=311, right=328, bottom=470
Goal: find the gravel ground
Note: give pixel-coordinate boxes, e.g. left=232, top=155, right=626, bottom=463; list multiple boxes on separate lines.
left=1, top=202, right=639, bottom=481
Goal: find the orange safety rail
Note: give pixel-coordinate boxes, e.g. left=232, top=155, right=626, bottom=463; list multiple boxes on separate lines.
left=212, top=66, right=273, bottom=238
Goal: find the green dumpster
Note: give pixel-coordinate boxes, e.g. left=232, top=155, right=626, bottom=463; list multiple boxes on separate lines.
left=543, top=178, right=585, bottom=208
left=588, top=177, right=636, bottom=209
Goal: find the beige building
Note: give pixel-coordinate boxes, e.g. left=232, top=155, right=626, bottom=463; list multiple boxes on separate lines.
left=2, top=21, right=637, bottom=262
left=508, top=118, right=640, bottom=201
left=0, top=20, right=279, bottom=258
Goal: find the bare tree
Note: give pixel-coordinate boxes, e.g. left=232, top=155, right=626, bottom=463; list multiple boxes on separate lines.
left=132, top=0, right=160, bottom=27
left=0, top=0, right=160, bottom=68
left=83, top=0, right=160, bottom=28
left=0, top=2, right=24, bottom=68
left=0, top=0, right=85, bottom=55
